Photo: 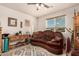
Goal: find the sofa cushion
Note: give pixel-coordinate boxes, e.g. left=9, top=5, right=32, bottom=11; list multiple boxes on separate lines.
left=43, top=30, right=55, bottom=41
left=32, top=31, right=44, bottom=39
left=51, top=38, right=55, bottom=42
left=44, top=30, right=55, bottom=38
left=55, top=36, right=62, bottom=41
left=54, top=32, right=63, bottom=38
left=31, top=31, right=64, bottom=55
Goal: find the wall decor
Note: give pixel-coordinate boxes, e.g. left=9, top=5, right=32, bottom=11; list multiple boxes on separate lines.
left=8, top=17, right=17, bottom=27
left=20, top=21, right=23, bottom=28
left=25, top=20, right=30, bottom=26
left=46, top=18, right=55, bottom=28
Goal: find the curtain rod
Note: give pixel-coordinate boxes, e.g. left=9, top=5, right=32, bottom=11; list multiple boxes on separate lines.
left=46, top=15, right=66, bottom=20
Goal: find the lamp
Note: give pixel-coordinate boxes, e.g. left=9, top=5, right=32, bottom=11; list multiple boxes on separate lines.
left=36, top=3, right=39, bottom=7
left=40, top=4, right=44, bottom=7
left=36, top=3, right=41, bottom=10
left=36, top=3, right=44, bottom=10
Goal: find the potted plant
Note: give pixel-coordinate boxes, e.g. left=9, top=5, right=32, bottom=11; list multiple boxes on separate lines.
left=19, top=31, right=22, bottom=35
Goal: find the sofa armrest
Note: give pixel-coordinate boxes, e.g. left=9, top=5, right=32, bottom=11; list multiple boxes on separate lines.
left=47, top=41, right=60, bottom=46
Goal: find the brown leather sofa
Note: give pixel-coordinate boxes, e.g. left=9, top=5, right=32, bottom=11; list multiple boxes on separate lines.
left=31, top=30, right=64, bottom=55
left=71, top=48, right=79, bottom=56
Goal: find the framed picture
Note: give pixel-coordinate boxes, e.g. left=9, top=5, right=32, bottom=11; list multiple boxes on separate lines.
left=8, top=17, right=17, bottom=27
left=25, top=20, right=30, bottom=26
left=20, top=21, right=23, bottom=28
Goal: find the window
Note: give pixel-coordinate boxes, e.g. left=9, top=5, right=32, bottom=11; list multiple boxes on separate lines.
left=46, top=15, right=65, bottom=32
left=56, top=16, right=65, bottom=27
left=46, top=18, right=55, bottom=28
left=46, top=18, right=55, bottom=31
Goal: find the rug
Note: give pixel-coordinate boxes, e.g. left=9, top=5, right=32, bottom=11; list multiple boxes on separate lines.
left=1, top=44, right=66, bottom=56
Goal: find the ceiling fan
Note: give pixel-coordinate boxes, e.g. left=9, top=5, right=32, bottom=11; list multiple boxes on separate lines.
left=27, top=3, right=53, bottom=11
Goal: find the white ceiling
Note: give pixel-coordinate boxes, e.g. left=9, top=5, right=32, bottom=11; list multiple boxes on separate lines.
left=0, top=3, right=78, bottom=17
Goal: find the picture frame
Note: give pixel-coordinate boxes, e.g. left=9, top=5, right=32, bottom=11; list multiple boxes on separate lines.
left=25, top=20, right=30, bottom=26
left=8, top=17, right=17, bottom=27
left=20, top=21, right=23, bottom=28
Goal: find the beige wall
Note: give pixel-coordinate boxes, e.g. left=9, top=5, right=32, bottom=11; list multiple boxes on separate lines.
left=0, top=4, right=79, bottom=39
left=36, top=5, right=79, bottom=39
left=0, top=5, right=36, bottom=34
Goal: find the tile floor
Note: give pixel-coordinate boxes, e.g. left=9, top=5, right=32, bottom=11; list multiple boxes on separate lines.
left=1, top=44, right=71, bottom=56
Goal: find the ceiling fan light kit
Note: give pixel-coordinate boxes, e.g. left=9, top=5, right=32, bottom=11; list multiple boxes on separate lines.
left=27, top=3, right=53, bottom=11
left=40, top=4, right=44, bottom=7
left=36, top=3, right=39, bottom=7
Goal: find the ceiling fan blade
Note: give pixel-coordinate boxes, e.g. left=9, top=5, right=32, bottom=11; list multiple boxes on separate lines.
left=43, top=4, right=50, bottom=8
left=27, top=3, right=36, bottom=5
left=43, top=3, right=53, bottom=8
left=49, top=6, right=53, bottom=7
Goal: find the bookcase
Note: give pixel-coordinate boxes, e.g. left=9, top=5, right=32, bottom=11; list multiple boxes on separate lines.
left=0, top=27, right=2, bottom=55
left=74, top=12, right=79, bottom=48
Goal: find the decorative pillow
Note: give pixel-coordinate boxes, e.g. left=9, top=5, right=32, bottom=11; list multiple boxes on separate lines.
left=51, top=38, right=55, bottom=42
left=43, top=30, right=55, bottom=41
left=32, top=31, right=44, bottom=39
left=43, top=35, right=52, bottom=41
left=55, top=36, right=61, bottom=41
left=44, top=30, right=55, bottom=38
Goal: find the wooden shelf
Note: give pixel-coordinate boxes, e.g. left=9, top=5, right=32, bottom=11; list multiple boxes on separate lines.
left=0, top=27, right=2, bottom=55
left=74, top=12, right=79, bottom=48
left=8, top=35, right=30, bottom=49
left=9, top=42, right=26, bottom=50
